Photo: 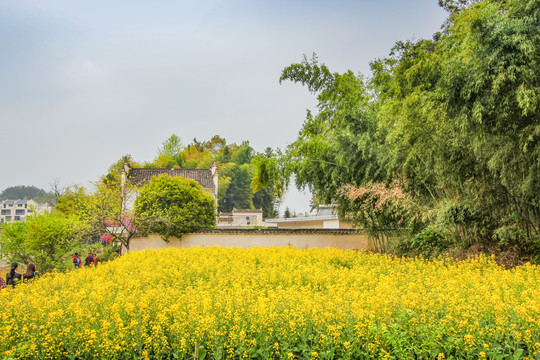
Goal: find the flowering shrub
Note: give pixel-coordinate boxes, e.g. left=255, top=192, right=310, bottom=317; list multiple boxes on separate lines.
left=1, top=248, right=539, bottom=359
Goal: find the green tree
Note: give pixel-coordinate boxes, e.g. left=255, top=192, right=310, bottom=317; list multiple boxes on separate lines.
left=253, top=54, right=392, bottom=231
left=230, top=141, right=253, bottom=165
left=253, top=186, right=279, bottom=218
left=261, top=0, right=540, bottom=257
left=144, top=135, right=279, bottom=219
left=203, top=135, right=227, bottom=154
left=216, top=145, right=233, bottom=163
left=219, top=164, right=254, bottom=212
left=134, top=174, right=216, bottom=240
left=284, top=207, right=292, bottom=219
left=58, top=156, right=143, bottom=253
left=371, top=0, right=540, bottom=248
left=180, top=144, right=214, bottom=169
left=87, top=176, right=139, bottom=252
left=55, top=186, right=91, bottom=216
left=251, top=152, right=279, bottom=218
left=438, top=0, right=482, bottom=13
left=0, top=211, right=86, bottom=272
left=156, top=134, right=184, bottom=167
left=0, top=185, right=54, bottom=204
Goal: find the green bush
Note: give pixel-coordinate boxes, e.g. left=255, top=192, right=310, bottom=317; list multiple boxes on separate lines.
left=0, top=211, right=86, bottom=273
left=99, top=244, right=121, bottom=263
left=134, top=174, right=216, bottom=240
left=405, top=227, right=451, bottom=258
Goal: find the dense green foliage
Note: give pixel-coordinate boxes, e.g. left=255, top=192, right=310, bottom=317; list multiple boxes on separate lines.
left=0, top=211, right=86, bottom=272
left=55, top=186, right=91, bottom=216
left=373, top=0, right=540, bottom=253
left=141, top=135, right=279, bottom=218
left=0, top=185, right=54, bottom=203
left=134, top=174, right=216, bottom=240
left=89, top=174, right=138, bottom=251
left=255, top=0, right=539, bottom=259
left=220, top=164, right=254, bottom=211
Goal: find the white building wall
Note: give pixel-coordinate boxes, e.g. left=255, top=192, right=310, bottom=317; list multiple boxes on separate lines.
left=323, top=220, right=340, bottom=229
left=129, top=232, right=369, bottom=252
left=0, top=200, right=51, bottom=223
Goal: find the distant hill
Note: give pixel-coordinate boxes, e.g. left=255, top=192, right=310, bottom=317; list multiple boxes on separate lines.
left=0, top=185, right=55, bottom=204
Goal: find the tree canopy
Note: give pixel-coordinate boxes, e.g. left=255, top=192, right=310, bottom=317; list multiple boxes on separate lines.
left=254, top=0, right=540, bottom=258
left=140, top=135, right=279, bottom=218
left=134, top=174, right=216, bottom=240
left=0, top=185, right=54, bottom=204
left=0, top=211, right=86, bottom=272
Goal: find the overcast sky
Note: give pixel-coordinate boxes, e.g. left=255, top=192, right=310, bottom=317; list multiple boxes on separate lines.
left=0, top=0, right=448, bottom=214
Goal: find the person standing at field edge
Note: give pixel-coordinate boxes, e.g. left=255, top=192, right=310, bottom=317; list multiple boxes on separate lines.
left=85, top=252, right=94, bottom=266
left=73, top=253, right=82, bottom=269
left=23, top=263, right=38, bottom=281
left=6, top=262, right=22, bottom=287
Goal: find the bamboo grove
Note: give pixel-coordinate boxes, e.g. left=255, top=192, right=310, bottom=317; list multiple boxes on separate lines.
left=252, top=0, right=540, bottom=260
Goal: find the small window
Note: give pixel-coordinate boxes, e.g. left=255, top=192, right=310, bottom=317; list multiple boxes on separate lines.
left=14, top=216, right=20, bottom=221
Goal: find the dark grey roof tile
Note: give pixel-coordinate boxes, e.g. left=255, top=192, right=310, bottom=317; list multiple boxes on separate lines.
left=128, top=168, right=215, bottom=189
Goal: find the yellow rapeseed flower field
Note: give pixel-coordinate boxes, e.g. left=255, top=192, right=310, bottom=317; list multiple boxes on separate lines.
left=1, top=247, right=539, bottom=359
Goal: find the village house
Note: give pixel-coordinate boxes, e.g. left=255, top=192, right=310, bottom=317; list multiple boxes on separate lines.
left=265, top=205, right=353, bottom=229
left=0, top=199, right=52, bottom=223
left=217, top=208, right=277, bottom=228
left=121, top=160, right=219, bottom=211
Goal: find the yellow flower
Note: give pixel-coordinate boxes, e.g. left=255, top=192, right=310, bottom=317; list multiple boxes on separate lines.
left=0, top=248, right=537, bottom=359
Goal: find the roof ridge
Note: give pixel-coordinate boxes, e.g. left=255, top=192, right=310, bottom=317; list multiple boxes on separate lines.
left=128, top=167, right=215, bottom=189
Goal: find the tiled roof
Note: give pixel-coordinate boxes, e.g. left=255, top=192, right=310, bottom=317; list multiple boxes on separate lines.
left=191, top=228, right=362, bottom=235
left=128, top=168, right=215, bottom=189
left=265, top=215, right=338, bottom=223
left=232, top=208, right=263, bottom=213
left=1, top=200, right=35, bottom=205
